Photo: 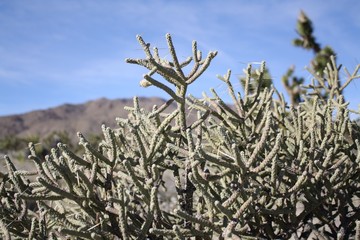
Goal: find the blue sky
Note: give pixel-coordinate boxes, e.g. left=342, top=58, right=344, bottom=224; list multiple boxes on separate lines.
left=1, top=0, right=360, bottom=116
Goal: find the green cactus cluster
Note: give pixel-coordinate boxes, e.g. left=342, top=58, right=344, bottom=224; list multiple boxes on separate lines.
left=1, top=32, right=360, bottom=239
left=283, top=11, right=339, bottom=106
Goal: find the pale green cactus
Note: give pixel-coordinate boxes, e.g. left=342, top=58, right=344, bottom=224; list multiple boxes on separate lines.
left=1, top=33, right=360, bottom=239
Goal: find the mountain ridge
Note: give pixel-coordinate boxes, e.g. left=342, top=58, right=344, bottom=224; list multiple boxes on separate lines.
left=0, top=97, right=172, bottom=140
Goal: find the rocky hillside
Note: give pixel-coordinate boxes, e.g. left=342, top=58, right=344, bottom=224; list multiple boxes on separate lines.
left=0, top=97, right=173, bottom=141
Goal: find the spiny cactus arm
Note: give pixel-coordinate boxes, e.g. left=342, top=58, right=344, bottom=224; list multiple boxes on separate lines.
left=27, top=185, right=47, bottom=195
left=186, top=40, right=201, bottom=79
left=75, top=169, right=95, bottom=198
left=147, top=108, right=179, bottom=158
left=16, top=196, right=27, bottom=220
left=148, top=98, right=175, bottom=118
left=251, top=132, right=282, bottom=173
left=243, top=64, right=252, bottom=105
left=198, top=148, right=239, bottom=169
left=152, top=46, right=161, bottom=63
left=246, top=113, right=272, bottom=167
left=173, top=225, right=187, bottom=239
left=304, top=56, right=343, bottom=101
left=28, top=155, right=56, bottom=186
left=117, top=188, right=129, bottom=240
left=192, top=165, right=223, bottom=202
left=149, top=136, right=168, bottom=165
left=166, top=33, right=186, bottom=81
left=244, top=93, right=266, bottom=121
left=254, top=100, right=272, bottom=134
left=324, top=56, right=340, bottom=95
left=333, top=95, right=348, bottom=118
left=354, top=139, right=360, bottom=164
left=251, top=61, right=267, bottom=100
left=127, top=36, right=184, bottom=87
left=0, top=219, right=10, bottom=240
left=282, top=111, right=296, bottom=135
left=119, top=126, right=145, bottom=157
left=223, top=196, right=253, bottom=237
left=338, top=110, right=350, bottom=139
left=77, top=133, right=113, bottom=167
left=138, top=186, right=158, bottom=240
left=179, top=56, right=193, bottom=69
left=325, top=100, right=334, bottom=138
left=122, top=159, right=150, bottom=205
left=106, top=201, right=132, bottom=239
left=59, top=228, right=97, bottom=240
left=187, top=94, right=210, bottom=112
left=38, top=208, right=46, bottom=237
left=188, top=110, right=210, bottom=130
left=142, top=73, right=181, bottom=101
left=184, top=128, right=197, bottom=228
left=149, top=226, right=208, bottom=238
left=295, top=107, right=305, bottom=145
left=329, top=168, right=342, bottom=184
left=150, top=105, right=162, bottom=126
left=173, top=208, right=222, bottom=234
left=16, top=193, right=64, bottom=201
left=314, top=147, right=334, bottom=181
left=210, top=88, right=244, bottom=122
left=3, top=154, right=17, bottom=174
left=216, top=127, right=233, bottom=152
left=171, top=166, right=185, bottom=211
left=356, top=220, right=360, bottom=239
left=232, top=143, right=247, bottom=173
left=186, top=50, right=217, bottom=84
left=41, top=159, right=57, bottom=183
left=193, top=113, right=204, bottom=149
left=213, top=110, right=239, bottom=133
left=340, top=64, right=360, bottom=92
left=186, top=128, right=195, bottom=155
left=135, top=34, right=153, bottom=58
left=137, top=118, right=158, bottom=145
left=165, top=143, right=188, bottom=160
left=57, top=142, right=91, bottom=168
left=214, top=200, right=233, bottom=220
left=288, top=171, right=308, bottom=193
left=148, top=61, right=185, bottom=87
left=130, top=126, right=148, bottom=168
left=127, top=33, right=218, bottom=134
left=123, top=96, right=142, bottom=114
left=101, top=125, right=118, bottom=162
left=28, top=218, right=37, bottom=240
left=221, top=190, right=241, bottom=210
left=46, top=156, right=75, bottom=192
left=289, top=104, right=299, bottom=132
left=149, top=228, right=175, bottom=237
left=87, top=161, right=99, bottom=184
left=282, top=66, right=304, bottom=105
left=274, top=87, right=287, bottom=112
left=188, top=172, right=218, bottom=216
left=187, top=95, right=234, bottom=130
left=4, top=155, right=28, bottom=193
left=217, top=69, right=244, bottom=117
left=37, top=177, right=84, bottom=203
left=39, top=202, right=80, bottom=230
left=305, top=66, right=327, bottom=89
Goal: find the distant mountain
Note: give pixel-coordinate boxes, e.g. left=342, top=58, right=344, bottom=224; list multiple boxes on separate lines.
left=0, top=97, right=174, bottom=141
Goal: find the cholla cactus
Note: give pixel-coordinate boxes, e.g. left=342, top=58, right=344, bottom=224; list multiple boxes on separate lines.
left=284, top=11, right=338, bottom=105
left=1, top=34, right=360, bottom=239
